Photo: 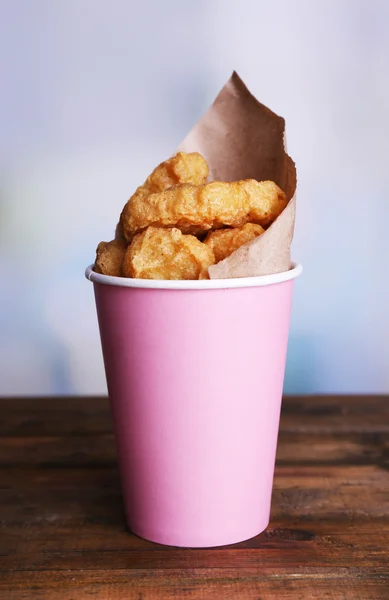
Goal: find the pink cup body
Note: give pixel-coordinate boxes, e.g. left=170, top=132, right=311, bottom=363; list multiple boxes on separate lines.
left=90, top=270, right=298, bottom=547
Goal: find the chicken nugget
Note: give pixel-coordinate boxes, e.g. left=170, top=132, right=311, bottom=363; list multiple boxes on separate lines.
left=94, top=239, right=127, bottom=277
left=124, top=179, right=287, bottom=237
left=204, top=223, right=265, bottom=263
left=122, top=227, right=215, bottom=280
left=121, top=152, right=209, bottom=241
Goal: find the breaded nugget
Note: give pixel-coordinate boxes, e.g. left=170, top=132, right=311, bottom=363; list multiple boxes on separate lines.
left=204, top=223, right=265, bottom=263
left=121, top=152, right=209, bottom=241
left=124, top=180, right=287, bottom=237
left=122, top=227, right=215, bottom=280
left=94, top=239, right=127, bottom=277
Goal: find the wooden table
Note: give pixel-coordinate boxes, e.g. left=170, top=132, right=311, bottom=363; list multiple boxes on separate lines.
left=0, top=396, right=388, bottom=599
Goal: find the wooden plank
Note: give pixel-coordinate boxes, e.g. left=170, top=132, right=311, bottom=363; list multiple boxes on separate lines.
left=0, top=397, right=110, bottom=437
left=0, top=465, right=387, bottom=523
left=279, top=396, right=389, bottom=434
left=2, top=518, right=387, bottom=552
left=1, top=396, right=388, bottom=437
left=0, top=570, right=388, bottom=600
left=0, top=432, right=388, bottom=467
left=1, top=535, right=387, bottom=571
left=0, top=435, right=117, bottom=467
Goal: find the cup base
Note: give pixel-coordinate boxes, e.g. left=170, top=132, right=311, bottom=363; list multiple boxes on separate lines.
left=128, top=519, right=270, bottom=548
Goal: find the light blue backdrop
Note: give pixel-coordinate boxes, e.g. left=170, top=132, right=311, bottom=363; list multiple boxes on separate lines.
left=1, top=0, right=388, bottom=395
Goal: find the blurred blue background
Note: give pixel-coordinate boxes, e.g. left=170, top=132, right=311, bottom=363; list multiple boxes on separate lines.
left=1, top=0, right=388, bottom=396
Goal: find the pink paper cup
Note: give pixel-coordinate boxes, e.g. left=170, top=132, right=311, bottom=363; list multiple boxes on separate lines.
left=85, top=262, right=302, bottom=547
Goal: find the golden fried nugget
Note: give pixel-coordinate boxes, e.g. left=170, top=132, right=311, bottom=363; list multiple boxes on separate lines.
left=94, top=239, right=127, bottom=277
left=122, top=227, right=215, bottom=280
left=121, top=152, right=209, bottom=241
left=124, top=180, right=287, bottom=237
left=204, top=223, right=265, bottom=263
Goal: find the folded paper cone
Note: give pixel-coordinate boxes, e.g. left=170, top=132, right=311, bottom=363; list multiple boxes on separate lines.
left=178, top=71, right=297, bottom=278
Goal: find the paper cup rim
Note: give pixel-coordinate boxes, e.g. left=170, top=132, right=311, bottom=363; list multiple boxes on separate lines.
left=85, top=261, right=302, bottom=289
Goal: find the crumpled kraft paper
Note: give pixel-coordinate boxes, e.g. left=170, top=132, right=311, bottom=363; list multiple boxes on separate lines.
left=178, top=71, right=297, bottom=278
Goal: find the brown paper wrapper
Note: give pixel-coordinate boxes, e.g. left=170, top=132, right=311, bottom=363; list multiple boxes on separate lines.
left=178, top=72, right=297, bottom=278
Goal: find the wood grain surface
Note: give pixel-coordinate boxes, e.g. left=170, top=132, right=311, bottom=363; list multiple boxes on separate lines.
left=0, top=395, right=388, bottom=599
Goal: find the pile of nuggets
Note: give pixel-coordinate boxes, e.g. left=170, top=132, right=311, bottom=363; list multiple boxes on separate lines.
left=94, top=152, right=288, bottom=280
